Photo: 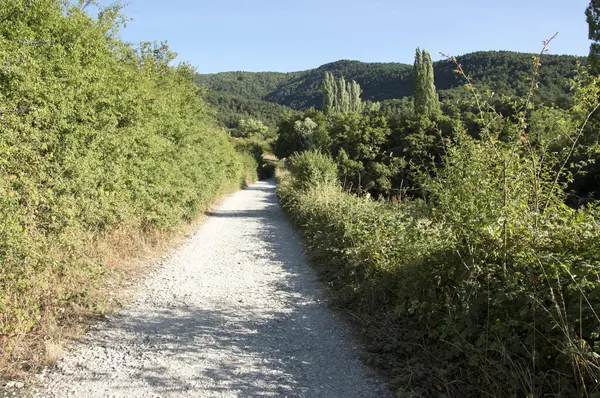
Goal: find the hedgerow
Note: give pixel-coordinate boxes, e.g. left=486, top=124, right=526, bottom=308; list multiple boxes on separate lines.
left=0, top=0, right=255, bottom=367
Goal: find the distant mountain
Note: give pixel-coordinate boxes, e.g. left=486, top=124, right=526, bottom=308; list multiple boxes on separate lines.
left=196, top=51, right=586, bottom=128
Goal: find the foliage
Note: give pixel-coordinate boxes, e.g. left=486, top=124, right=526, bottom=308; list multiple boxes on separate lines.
left=232, top=117, right=273, bottom=139
left=273, top=110, right=331, bottom=159
left=322, top=71, right=363, bottom=114
left=197, top=52, right=583, bottom=111
left=587, top=0, right=600, bottom=75
left=195, top=70, right=298, bottom=130
left=195, top=70, right=295, bottom=100
left=287, top=151, right=338, bottom=191
left=201, top=90, right=294, bottom=129
left=277, top=46, right=600, bottom=396
left=264, top=60, right=413, bottom=109
left=0, top=0, right=253, bottom=351
left=413, top=48, right=440, bottom=119
left=328, top=112, right=400, bottom=194
left=233, top=136, right=274, bottom=180
left=564, top=66, right=600, bottom=204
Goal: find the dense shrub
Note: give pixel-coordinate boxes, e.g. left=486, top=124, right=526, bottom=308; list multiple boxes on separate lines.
left=288, top=151, right=338, bottom=191
left=273, top=110, right=331, bottom=160
left=278, top=73, right=600, bottom=396
left=233, top=137, right=275, bottom=180
left=0, top=0, right=254, bottom=347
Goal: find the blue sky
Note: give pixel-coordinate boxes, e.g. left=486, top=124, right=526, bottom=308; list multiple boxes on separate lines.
left=104, top=0, right=591, bottom=74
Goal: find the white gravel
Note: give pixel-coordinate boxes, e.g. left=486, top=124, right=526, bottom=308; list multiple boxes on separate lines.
left=31, top=180, right=391, bottom=398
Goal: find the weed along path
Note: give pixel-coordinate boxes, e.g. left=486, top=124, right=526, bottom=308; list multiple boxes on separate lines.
left=33, top=180, right=390, bottom=398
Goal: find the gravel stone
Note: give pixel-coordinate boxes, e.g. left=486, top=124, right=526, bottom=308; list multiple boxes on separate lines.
left=32, top=180, right=391, bottom=398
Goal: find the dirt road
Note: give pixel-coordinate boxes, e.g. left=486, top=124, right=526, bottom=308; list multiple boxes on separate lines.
left=33, top=180, right=390, bottom=397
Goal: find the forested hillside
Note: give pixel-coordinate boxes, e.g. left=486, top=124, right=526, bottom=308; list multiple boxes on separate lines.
left=202, top=91, right=294, bottom=129
left=196, top=51, right=584, bottom=127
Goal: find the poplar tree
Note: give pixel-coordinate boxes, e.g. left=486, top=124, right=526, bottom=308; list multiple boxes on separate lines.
left=587, top=0, right=600, bottom=74
left=350, top=81, right=363, bottom=112
left=413, top=48, right=426, bottom=117
left=339, top=76, right=349, bottom=113
left=413, top=48, right=440, bottom=119
left=322, top=72, right=335, bottom=114
left=321, top=73, right=363, bottom=114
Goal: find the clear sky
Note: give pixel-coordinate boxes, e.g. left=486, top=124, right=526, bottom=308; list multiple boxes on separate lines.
left=104, top=0, right=592, bottom=74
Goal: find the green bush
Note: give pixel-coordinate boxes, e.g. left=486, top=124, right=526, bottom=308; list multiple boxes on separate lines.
left=233, top=137, right=275, bottom=180
left=288, top=151, right=339, bottom=191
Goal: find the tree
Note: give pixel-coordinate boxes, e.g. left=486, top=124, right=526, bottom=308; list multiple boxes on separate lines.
left=294, top=117, right=319, bottom=149
left=321, top=73, right=363, bottom=114
left=235, top=118, right=270, bottom=139
left=0, top=0, right=253, bottom=343
left=328, top=112, right=398, bottom=193
left=339, top=76, right=349, bottom=113
left=322, top=72, right=335, bottom=115
left=274, top=110, right=330, bottom=158
left=413, top=49, right=426, bottom=116
left=423, top=51, right=441, bottom=117
left=586, top=0, right=600, bottom=74
left=413, top=48, right=440, bottom=119
left=349, top=81, right=363, bottom=112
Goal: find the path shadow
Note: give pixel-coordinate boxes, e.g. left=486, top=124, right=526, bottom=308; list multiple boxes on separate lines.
left=76, top=305, right=323, bottom=396
left=242, top=180, right=277, bottom=193
left=205, top=209, right=276, bottom=219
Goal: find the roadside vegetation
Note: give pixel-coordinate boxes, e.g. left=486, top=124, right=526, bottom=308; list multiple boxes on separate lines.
left=0, top=0, right=257, bottom=377
left=276, top=31, right=600, bottom=398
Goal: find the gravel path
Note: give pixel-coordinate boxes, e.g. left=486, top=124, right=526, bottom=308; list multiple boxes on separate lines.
left=32, top=180, right=391, bottom=398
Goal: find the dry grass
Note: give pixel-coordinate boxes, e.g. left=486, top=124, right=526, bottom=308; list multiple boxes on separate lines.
left=43, top=341, right=63, bottom=366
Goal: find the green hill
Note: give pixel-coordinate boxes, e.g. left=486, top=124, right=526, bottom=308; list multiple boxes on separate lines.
left=196, top=51, right=585, bottom=128
left=202, top=90, right=295, bottom=129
